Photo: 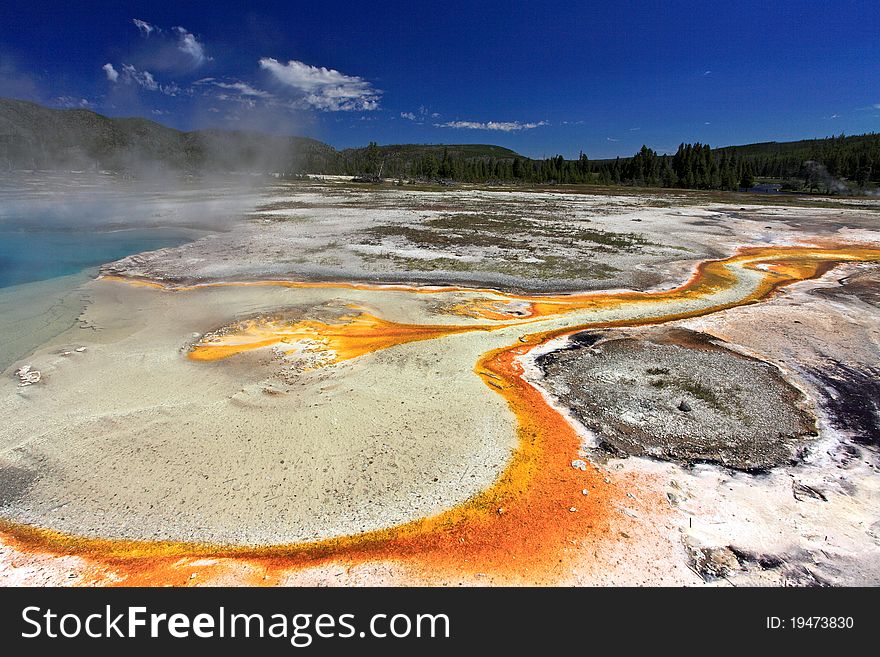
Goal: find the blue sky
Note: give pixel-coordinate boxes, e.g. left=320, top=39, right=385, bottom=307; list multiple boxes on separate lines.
left=1, top=0, right=878, bottom=158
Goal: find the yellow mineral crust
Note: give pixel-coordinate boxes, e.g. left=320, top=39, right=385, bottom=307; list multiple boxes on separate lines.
left=189, top=311, right=503, bottom=363
left=3, top=243, right=874, bottom=585
left=187, top=244, right=880, bottom=365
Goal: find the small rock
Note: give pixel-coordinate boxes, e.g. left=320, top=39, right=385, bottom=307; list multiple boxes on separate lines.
left=685, top=541, right=741, bottom=581
left=571, top=459, right=588, bottom=471
left=782, top=565, right=829, bottom=587
left=792, top=481, right=827, bottom=502
left=496, top=507, right=505, bottom=515
left=16, top=365, right=41, bottom=386
left=74, top=346, right=86, bottom=353
left=569, top=507, right=577, bottom=513
left=190, top=573, right=197, bottom=580
left=678, top=400, right=692, bottom=412
left=581, top=489, right=589, bottom=496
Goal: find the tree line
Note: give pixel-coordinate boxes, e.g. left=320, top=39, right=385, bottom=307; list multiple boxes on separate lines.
left=312, top=133, right=880, bottom=193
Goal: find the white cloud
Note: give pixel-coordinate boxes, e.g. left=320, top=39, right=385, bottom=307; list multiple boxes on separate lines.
left=173, top=26, right=210, bottom=66
left=435, top=120, right=548, bottom=132
left=401, top=106, right=437, bottom=122
left=159, top=81, right=182, bottom=96
left=117, top=64, right=180, bottom=96
left=209, top=80, right=271, bottom=98
left=129, top=20, right=209, bottom=69
left=102, top=63, right=119, bottom=82
left=221, top=96, right=258, bottom=108
left=259, top=57, right=381, bottom=111
left=54, top=96, right=90, bottom=109
left=121, top=64, right=158, bottom=90
left=132, top=19, right=157, bottom=36
left=193, top=79, right=272, bottom=108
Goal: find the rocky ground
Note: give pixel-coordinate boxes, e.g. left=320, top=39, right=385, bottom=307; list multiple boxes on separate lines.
left=526, top=261, right=880, bottom=586
left=102, top=179, right=880, bottom=294
left=1, top=178, right=879, bottom=586
left=535, top=327, right=817, bottom=471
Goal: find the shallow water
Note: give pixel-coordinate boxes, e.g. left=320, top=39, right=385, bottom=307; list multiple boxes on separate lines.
left=0, top=271, right=92, bottom=371
left=0, top=172, right=267, bottom=367
left=0, top=227, right=194, bottom=289
left=0, top=222, right=200, bottom=370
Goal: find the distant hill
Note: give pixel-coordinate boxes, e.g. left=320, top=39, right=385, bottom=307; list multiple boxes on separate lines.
left=0, top=98, right=339, bottom=174
left=0, top=98, right=524, bottom=176
left=565, top=133, right=880, bottom=191
left=338, top=142, right=522, bottom=179
left=714, top=133, right=880, bottom=160
left=2, top=98, right=877, bottom=192
left=343, top=143, right=520, bottom=160
left=589, top=133, right=880, bottom=167
left=712, top=134, right=880, bottom=185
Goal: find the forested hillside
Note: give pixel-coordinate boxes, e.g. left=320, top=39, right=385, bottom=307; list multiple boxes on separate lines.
left=2, top=98, right=877, bottom=193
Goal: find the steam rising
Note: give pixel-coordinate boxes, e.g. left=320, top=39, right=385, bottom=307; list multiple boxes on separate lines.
left=801, top=160, right=850, bottom=194
left=0, top=172, right=265, bottom=232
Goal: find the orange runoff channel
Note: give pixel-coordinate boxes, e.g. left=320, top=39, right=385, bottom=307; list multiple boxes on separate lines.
left=2, top=243, right=879, bottom=585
